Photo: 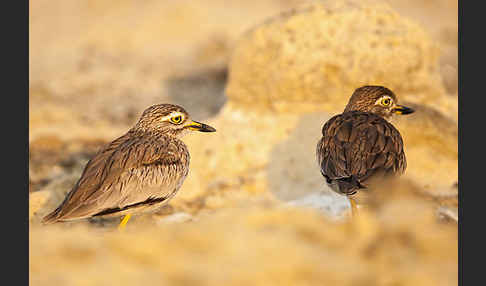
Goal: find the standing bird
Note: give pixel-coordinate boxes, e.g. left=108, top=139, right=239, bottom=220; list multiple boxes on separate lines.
left=42, top=104, right=216, bottom=229
left=316, top=86, right=414, bottom=214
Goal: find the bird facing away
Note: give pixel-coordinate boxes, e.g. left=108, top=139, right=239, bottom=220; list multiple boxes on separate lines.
left=316, top=85, right=414, bottom=203
left=42, top=104, right=216, bottom=229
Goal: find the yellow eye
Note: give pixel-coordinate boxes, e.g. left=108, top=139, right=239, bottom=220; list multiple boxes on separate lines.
left=381, top=97, right=391, bottom=106
left=170, top=115, right=183, bottom=124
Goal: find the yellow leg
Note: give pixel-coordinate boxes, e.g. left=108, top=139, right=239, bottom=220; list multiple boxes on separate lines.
left=118, top=214, right=131, bottom=231
left=349, top=198, right=358, bottom=217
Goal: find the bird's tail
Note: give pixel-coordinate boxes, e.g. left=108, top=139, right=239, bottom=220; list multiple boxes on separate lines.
left=335, top=175, right=366, bottom=195
left=41, top=207, right=62, bottom=224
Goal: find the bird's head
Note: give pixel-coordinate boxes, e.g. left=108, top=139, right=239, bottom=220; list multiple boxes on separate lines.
left=343, top=85, right=415, bottom=120
left=133, top=104, right=216, bottom=137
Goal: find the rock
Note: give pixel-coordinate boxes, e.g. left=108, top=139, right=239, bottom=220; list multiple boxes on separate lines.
left=166, top=67, right=228, bottom=120
left=30, top=200, right=457, bottom=286
left=285, top=190, right=351, bottom=221
left=29, top=191, right=51, bottom=221
left=156, top=212, right=194, bottom=225
left=267, top=112, right=332, bottom=201
left=394, top=103, right=458, bottom=192
left=437, top=206, right=458, bottom=223
left=226, top=2, right=448, bottom=115
left=29, top=134, right=64, bottom=151
left=180, top=102, right=302, bottom=203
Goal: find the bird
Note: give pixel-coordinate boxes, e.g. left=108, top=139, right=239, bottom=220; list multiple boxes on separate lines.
left=316, top=85, right=414, bottom=214
left=42, top=104, right=216, bottom=229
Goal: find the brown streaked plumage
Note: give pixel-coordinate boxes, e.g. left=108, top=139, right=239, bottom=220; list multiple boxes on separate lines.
left=42, top=104, right=216, bottom=226
left=316, top=85, right=414, bottom=198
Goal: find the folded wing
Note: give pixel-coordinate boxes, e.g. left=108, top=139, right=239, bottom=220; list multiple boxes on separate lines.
left=317, top=111, right=406, bottom=194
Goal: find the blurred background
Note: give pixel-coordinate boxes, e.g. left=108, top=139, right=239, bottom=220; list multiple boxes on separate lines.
left=29, top=0, right=458, bottom=285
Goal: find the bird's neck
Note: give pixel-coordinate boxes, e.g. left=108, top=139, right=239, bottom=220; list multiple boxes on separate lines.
left=343, top=109, right=393, bottom=122
left=128, top=128, right=182, bottom=141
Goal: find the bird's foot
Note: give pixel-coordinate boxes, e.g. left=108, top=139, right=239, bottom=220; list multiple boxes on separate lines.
left=117, top=214, right=131, bottom=231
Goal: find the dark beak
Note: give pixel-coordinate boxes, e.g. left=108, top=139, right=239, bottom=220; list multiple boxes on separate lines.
left=187, top=121, right=216, bottom=132
left=392, top=105, right=415, bottom=115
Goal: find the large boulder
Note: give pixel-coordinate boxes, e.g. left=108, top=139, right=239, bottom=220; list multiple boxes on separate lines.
left=226, top=2, right=453, bottom=116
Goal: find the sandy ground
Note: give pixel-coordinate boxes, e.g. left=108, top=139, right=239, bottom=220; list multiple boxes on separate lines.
left=29, top=0, right=458, bottom=285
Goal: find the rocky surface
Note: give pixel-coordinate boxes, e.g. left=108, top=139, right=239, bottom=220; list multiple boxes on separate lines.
left=31, top=196, right=457, bottom=286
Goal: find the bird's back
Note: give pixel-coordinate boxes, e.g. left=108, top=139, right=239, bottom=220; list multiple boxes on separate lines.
left=316, top=111, right=406, bottom=195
